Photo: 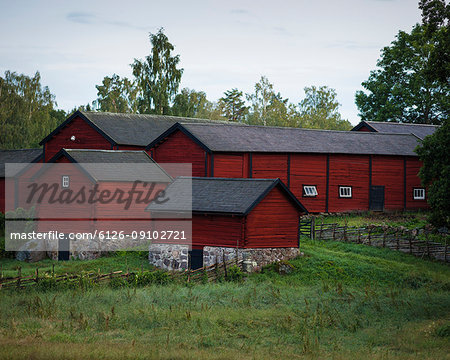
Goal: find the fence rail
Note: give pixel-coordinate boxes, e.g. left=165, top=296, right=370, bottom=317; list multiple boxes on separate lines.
left=301, top=219, right=449, bottom=262
left=0, top=258, right=244, bottom=290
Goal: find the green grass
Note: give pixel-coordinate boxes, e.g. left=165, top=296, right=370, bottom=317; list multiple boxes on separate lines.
left=0, top=252, right=152, bottom=278
left=315, top=211, right=430, bottom=228
left=0, top=238, right=449, bottom=359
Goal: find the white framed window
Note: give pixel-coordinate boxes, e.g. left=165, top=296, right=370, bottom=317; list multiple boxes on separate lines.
left=339, top=186, right=352, bottom=198
left=413, top=188, right=425, bottom=200
left=303, top=185, right=318, bottom=197
left=62, top=175, right=70, bottom=188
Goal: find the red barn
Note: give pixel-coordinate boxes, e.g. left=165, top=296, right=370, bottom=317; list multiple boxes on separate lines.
left=0, top=149, right=43, bottom=213
left=18, top=149, right=173, bottom=259
left=147, top=123, right=429, bottom=213
left=40, top=110, right=227, bottom=162
left=147, top=177, right=308, bottom=269
left=352, top=121, right=438, bottom=139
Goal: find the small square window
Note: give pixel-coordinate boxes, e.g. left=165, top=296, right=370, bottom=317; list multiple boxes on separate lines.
left=62, top=175, right=70, bottom=188
left=339, top=186, right=352, bottom=198
left=303, top=185, right=318, bottom=197
left=413, top=188, right=425, bottom=200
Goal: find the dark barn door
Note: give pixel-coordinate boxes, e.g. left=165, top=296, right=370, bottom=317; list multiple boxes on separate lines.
left=189, top=249, right=203, bottom=270
left=370, top=186, right=385, bottom=211
left=58, top=235, right=70, bottom=261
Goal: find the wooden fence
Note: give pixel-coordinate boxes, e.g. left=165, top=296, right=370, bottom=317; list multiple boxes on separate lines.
left=0, top=259, right=244, bottom=290
left=302, top=219, right=449, bottom=262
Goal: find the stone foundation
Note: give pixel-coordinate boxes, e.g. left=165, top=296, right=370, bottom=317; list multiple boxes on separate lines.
left=203, top=247, right=302, bottom=271
left=148, top=244, right=189, bottom=271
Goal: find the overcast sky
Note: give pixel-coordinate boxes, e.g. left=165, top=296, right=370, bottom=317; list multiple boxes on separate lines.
left=0, top=0, right=422, bottom=125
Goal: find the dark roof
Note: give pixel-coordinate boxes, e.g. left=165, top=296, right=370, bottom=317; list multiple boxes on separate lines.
left=146, top=177, right=307, bottom=215
left=149, top=123, right=421, bottom=156
left=352, top=121, right=438, bottom=139
left=40, top=110, right=230, bottom=147
left=0, top=149, right=43, bottom=177
left=46, top=149, right=172, bottom=182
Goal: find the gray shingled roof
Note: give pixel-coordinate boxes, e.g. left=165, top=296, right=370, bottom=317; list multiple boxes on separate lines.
left=61, top=149, right=172, bottom=182
left=146, top=177, right=306, bottom=215
left=173, top=123, right=421, bottom=156
left=0, top=149, right=42, bottom=177
left=81, top=111, right=229, bottom=146
left=355, top=121, right=438, bottom=139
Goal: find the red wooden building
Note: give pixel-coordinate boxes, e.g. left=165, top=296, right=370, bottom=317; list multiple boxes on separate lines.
left=147, top=123, right=429, bottom=213
left=352, top=121, right=438, bottom=139
left=147, top=177, right=308, bottom=269
left=25, top=149, right=172, bottom=241
left=0, top=149, right=43, bottom=213
left=39, top=110, right=227, bottom=162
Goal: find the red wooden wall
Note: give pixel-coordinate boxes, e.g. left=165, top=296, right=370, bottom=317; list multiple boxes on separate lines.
left=44, top=116, right=112, bottom=162
left=406, top=157, right=428, bottom=209
left=372, top=155, right=404, bottom=210
left=245, top=186, right=300, bottom=248
left=328, top=155, right=370, bottom=212
left=289, top=154, right=327, bottom=213
left=151, top=130, right=207, bottom=177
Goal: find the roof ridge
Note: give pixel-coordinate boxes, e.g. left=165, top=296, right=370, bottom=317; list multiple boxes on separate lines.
left=64, top=148, right=146, bottom=153
left=365, top=121, right=439, bottom=128
left=180, top=176, right=277, bottom=182
left=183, top=122, right=418, bottom=137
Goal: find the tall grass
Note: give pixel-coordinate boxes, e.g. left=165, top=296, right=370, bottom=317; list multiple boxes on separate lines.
left=0, top=238, right=449, bottom=359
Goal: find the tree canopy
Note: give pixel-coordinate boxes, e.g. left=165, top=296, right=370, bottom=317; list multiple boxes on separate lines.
left=0, top=71, right=65, bottom=149
left=297, top=86, right=352, bottom=130
left=416, top=120, right=450, bottom=228
left=218, top=89, right=248, bottom=122
left=131, top=28, right=183, bottom=115
left=355, top=0, right=449, bottom=125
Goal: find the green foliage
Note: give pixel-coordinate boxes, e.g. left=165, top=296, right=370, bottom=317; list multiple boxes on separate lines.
left=218, top=88, right=248, bottom=122
left=416, top=120, right=450, bottom=227
left=419, top=0, right=450, bottom=85
left=0, top=71, right=65, bottom=149
left=131, top=28, right=183, bottom=115
left=93, top=74, right=138, bottom=113
left=355, top=2, right=449, bottom=124
left=171, top=88, right=222, bottom=120
left=225, top=265, right=244, bottom=282
left=297, top=86, right=352, bottom=130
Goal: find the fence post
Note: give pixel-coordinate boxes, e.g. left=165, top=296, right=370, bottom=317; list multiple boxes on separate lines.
left=426, top=231, right=430, bottom=258
left=357, top=229, right=361, bottom=244
left=382, top=229, right=386, bottom=248
left=311, top=217, right=315, bottom=240
left=319, top=220, right=323, bottom=241
left=368, top=228, right=372, bottom=246
left=35, top=267, right=39, bottom=283
left=445, top=238, right=448, bottom=262
left=396, top=230, right=400, bottom=250
left=409, top=231, right=413, bottom=254
left=343, top=224, right=348, bottom=242
left=17, top=267, right=21, bottom=289
left=332, top=223, right=336, bottom=241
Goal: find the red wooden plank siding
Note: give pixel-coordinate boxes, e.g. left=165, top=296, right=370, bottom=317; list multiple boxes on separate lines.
left=192, top=215, right=244, bottom=248
left=405, top=157, right=428, bottom=209
left=372, top=155, right=404, bottom=210
left=245, top=187, right=300, bottom=248
left=152, top=130, right=206, bottom=177
left=213, top=153, right=245, bottom=178
left=356, top=126, right=372, bottom=132
left=44, top=116, right=112, bottom=162
left=251, top=154, right=288, bottom=184
left=289, top=154, right=327, bottom=213
left=328, top=154, right=370, bottom=212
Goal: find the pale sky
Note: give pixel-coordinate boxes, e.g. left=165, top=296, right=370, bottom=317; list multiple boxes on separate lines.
left=0, top=0, right=422, bottom=125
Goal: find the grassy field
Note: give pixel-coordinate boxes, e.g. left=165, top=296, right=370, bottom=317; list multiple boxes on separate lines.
left=0, top=238, right=449, bottom=359
left=315, top=211, right=430, bottom=229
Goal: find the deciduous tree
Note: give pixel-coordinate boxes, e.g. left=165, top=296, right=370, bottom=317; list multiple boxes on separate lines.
left=416, top=120, right=450, bottom=227
left=131, top=28, right=183, bottom=115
